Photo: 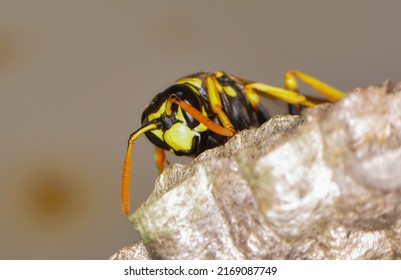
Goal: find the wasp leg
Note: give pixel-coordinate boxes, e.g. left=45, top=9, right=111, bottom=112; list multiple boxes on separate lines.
left=241, top=83, right=261, bottom=112
left=285, top=70, right=344, bottom=102
left=245, top=83, right=316, bottom=107
left=167, top=94, right=234, bottom=137
left=154, top=147, right=167, bottom=174
left=206, top=75, right=236, bottom=134
left=121, top=123, right=158, bottom=216
left=288, top=103, right=300, bottom=115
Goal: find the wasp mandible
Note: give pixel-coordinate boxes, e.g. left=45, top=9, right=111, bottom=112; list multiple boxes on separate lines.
left=121, top=71, right=344, bottom=216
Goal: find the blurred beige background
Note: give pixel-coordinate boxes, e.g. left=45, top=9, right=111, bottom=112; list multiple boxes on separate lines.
left=1, top=0, right=400, bottom=259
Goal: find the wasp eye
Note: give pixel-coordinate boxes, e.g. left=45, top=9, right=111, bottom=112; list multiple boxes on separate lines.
left=177, top=93, right=203, bottom=128
left=141, top=91, right=167, bottom=124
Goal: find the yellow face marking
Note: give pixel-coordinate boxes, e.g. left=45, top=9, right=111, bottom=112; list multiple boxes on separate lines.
left=164, top=123, right=193, bottom=152
left=148, top=101, right=166, bottom=122
left=149, top=129, right=164, bottom=142
left=175, top=107, right=185, bottom=122
left=194, top=122, right=208, bottom=133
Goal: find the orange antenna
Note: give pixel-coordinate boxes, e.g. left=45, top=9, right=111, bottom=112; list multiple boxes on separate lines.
left=167, top=94, right=234, bottom=137
left=121, top=123, right=158, bottom=216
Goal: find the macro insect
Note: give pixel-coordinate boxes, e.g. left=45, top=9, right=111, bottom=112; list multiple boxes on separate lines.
left=121, top=71, right=344, bottom=216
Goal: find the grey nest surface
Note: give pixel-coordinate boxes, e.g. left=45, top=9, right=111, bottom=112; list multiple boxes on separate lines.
left=112, top=82, right=401, bottom=260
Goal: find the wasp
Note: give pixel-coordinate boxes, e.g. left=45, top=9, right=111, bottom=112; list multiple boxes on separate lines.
left=121, top=71, right=344, bottom=216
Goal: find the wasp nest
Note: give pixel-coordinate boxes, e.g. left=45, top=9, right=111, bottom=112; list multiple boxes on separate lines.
left=112, top=81, right=401, bottom=260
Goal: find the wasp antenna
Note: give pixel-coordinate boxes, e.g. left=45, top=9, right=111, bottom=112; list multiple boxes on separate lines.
left=121, top=123, right=158, bottom=216
left=168, top=94, right=234, bottom=137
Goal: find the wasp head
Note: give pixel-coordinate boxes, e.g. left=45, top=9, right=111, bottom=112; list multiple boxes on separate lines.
left=140, top=84, right=209, bottom=156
